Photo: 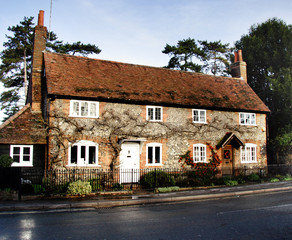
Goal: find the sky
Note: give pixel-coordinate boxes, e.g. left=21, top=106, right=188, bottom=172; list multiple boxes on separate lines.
left=0, top=0, right=292, bottom=120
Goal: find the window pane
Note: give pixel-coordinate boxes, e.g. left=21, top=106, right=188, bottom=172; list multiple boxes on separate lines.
left=89, top=146, right=96, bottom=165
left=73, top=102, right=79, bottom=116
left=13, top=156, right=20, bottom=163
left=13, top=147, right=20, bottom=155
left=148, top=108, right=154, bottom=120
left=200, top=146, right=205, bottom=161
left=251, top=147, right=256, bottom=161
left=23, top=155, right=30, bottom=162
left=81, top=146, right=86, bottom=163
left=90, top=103, right=97, bottom=117
left=81, top=102, right=88, bottom=116
left=23, top=147, right=30, bottom=155
left=251, top=114, right=256, bottom=125
left=155, top=146, right=160, bottom=163
left=155, top=108, right=161, bottom=120
left=194, top=146, right=199, bottom=162
left=240, top=113, right=245, bottom=124
left=246, top=147, right=251, bottom=162
left=148, top=146, right=153, bottom=164
left=246, top=114, right=251, bottom=124
left=193, top=110, right=199, bottom=122
left=199, top=111, right=205, bottom=122
left=70, top=146, right=77, bottom=164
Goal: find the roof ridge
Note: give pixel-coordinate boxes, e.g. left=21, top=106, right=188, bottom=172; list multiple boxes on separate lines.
left=0, top=103, right=31, bottom=130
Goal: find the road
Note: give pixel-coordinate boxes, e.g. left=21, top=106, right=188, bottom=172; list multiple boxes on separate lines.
left=0, top=191, right=292, bottom=240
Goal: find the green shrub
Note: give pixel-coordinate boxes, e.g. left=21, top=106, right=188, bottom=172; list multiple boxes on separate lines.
left=89, top=178, right=104, bottom=192
left=0, top=188, right=16, bottom=200
left=283, top=174, right=292, bottom=181
left=275, top=175, right=285, bottom=181
left=247, top=173, right=261, bottom=182
left=32, top=184, right=45, bottom=194
left=66, top=180, right=92, bottom=195
left=270, top=178, right=280, bottom=182
left=157, top=186, right=179, bottom=193
left=0, top=154, right=13, bottom=167
left=234, top=175, right=246, bottom=184
left=43, top=180, right=69, bottom=194
left=283, top=177, right=292, bottom=181
left=224, top=180, right=239, bottom=186
left=140, top=170, right=175, bottom=189
left=111, top=183, right=123, bottom=191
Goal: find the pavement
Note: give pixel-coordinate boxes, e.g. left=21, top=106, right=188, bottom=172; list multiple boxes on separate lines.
left=0, top=181, right=292, bottom=212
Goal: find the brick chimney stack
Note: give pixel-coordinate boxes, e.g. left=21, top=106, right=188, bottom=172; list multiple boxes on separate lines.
left=231, top=50, right=247, bottom=82
left=27, top=10, right=47, bottom=113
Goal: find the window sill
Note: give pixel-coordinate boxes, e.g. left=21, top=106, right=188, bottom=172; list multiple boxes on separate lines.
left=146, top=164, right=163, bottom=166
left=67, top=164, right=101, bottom=167
left=11, top=163, right=33, bottom=167
left=147, top=120, right=163, bottom=122
left=69, top=115, right=99, bottom=119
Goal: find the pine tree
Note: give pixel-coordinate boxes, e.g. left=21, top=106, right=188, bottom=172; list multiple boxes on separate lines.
left=0, top=16, right=101, bottom=119
left=162, top=38, right=231, bottom=75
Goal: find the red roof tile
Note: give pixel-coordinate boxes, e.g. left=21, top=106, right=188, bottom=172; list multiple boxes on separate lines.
left=0, top=104, right=46, bottom=144
left=44, top=52, right=270, bottom=113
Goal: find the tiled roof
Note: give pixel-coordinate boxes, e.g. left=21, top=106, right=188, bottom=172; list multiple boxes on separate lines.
left=44, top=52, right=270, bottom=113
left=0, top=104, right=46, bottom=144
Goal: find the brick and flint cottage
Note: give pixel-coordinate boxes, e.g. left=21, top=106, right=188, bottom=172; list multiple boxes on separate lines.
left=0, top=11, right=270, bottom=177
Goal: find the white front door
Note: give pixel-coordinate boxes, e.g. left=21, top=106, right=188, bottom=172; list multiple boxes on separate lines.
left=120, top=143, right=140, bottom=183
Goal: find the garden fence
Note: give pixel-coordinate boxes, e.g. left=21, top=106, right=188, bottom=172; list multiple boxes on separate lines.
left=1, top=164, right=291, bottom=198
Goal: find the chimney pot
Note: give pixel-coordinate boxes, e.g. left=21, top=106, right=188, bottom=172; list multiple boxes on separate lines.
left=231, top=49, right=247, bottom=81
left=238, top=49, right=243, bottom=62
left=234, top=51, right=238, bottom=63
left=38, top=10, right=44, bottom=26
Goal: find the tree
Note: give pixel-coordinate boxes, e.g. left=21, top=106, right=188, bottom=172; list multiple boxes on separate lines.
left=162, top=38, right=204, bottom=72
left=0, top=16, right=101, bottom=119
left=199, top=40, right=232, bottom=76
left=235, top=18, right=292, bottom=162
left=162, top=38, right=231, bottom=75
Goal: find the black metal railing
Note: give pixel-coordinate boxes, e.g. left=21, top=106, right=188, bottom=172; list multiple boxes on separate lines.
left=1, top=164, right=291, bottom=198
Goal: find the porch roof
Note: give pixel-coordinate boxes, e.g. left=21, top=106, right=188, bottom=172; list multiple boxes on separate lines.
left=216, top=132, right=244, bottom=149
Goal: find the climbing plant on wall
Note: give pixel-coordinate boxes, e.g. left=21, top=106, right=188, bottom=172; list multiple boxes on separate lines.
left=179, top=143, right=221, bottom=185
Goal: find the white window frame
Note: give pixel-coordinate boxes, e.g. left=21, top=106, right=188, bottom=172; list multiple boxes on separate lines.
left=68, top=140, right=100, bottom=167
left=146, top=143, right=162, bottom=166
left=239, top=112, right=256, bottom=125
left=192, top=109, right=207, bottom=124
left=10, top=145, right=33, bottom=167
left=69, top=100, right=99, bottom=118
left=146, top=106, right=163, bottom=122
left=193, top=144, right=207, bottom=163
left=241, top=143, right=257, bottom=163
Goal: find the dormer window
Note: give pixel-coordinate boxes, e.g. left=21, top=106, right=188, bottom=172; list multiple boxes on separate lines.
left=239, top=112, right=256, bottom=125
left=70, top=100, right=99, bottom=118
left=192, top=109, right=206, bottom=123
left=146, top=106, right=163, bottom=122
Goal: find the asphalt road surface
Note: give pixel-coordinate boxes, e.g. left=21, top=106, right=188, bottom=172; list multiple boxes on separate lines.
left=0, top=191, right=292, bottom=240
